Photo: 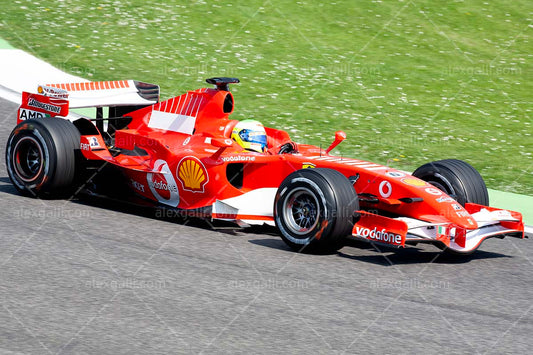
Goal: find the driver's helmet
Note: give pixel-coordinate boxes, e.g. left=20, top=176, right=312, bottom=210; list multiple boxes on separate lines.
left=231, top=119, right=267, bottom=153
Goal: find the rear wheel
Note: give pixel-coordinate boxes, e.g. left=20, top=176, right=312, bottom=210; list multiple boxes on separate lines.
left=6, top=118, right=81, bottom=197
left=274, top=168, right=359, bottom=253
left=412, top=159, right=489, bottom=206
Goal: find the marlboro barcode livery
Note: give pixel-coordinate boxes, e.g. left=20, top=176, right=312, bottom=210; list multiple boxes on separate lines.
left=5, top=77, right=525, bottom=255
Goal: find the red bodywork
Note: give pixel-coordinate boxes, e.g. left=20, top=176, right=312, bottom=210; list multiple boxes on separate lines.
left=17, top=81, right=525, bottom=253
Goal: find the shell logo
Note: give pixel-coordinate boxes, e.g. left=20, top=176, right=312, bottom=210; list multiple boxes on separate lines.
left=401, top=177, right=427, bottom=187
left=177, top=156, right=209, bottom=193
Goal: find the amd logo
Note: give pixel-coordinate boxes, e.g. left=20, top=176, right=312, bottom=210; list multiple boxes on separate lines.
left=19, top=109, right=48, bottom=120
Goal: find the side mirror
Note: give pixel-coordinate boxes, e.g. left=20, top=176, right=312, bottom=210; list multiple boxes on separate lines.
left=211, top=138, right=233, bottom=148
left=210, top=137, right=234, bottom=161
left=325, top=131, right=346, bottom=154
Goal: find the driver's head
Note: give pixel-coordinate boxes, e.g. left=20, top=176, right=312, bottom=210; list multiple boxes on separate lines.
left=231, top=119, right=267, bottom=153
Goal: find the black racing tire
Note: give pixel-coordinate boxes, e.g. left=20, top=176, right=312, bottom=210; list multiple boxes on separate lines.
left=5, top=118, right=81, bottom=198
left=412, top=159, right=489, bottom=206
left=274, top=168, right=359, bottom=253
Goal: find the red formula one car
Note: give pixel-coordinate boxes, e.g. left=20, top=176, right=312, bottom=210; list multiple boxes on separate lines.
left=5, top=77, right=525, bottom=254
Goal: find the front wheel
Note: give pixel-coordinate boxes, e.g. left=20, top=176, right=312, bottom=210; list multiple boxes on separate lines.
left=412, top=159, right=489, bottom=206
left=274, top=168, right=359, bottom=253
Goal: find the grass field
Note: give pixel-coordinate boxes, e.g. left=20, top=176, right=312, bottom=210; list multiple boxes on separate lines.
left=2, top=0, right=531, bottom=194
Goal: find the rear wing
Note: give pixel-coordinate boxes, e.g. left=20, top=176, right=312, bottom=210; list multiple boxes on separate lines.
left=17, top=80, right=159, bottom=122
left=47, top=80, right=159, bottom=108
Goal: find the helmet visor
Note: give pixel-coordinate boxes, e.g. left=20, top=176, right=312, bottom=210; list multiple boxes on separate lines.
left=239, top=129, right=267, bottom=149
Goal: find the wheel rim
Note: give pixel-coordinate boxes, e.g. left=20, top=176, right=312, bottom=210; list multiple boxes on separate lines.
left=427, top=179, right=457, bottom=200
left=13, top=137, right=44, bottom=182
left=282, top=187, right=320, bottom=236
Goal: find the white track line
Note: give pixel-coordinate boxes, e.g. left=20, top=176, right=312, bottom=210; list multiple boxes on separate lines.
left=0, top=48, right=87, bottom=102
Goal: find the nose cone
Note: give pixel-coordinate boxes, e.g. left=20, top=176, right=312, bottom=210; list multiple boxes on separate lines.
left=419, top=195, right=478, bottom=229
left=443, top=202, right=478, bottom=229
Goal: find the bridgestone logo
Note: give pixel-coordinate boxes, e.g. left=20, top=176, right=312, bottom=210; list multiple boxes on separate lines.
left=148, top=180, right=178, bottom=192
left=355, top=226, right=402, bottom=245
left=28, top=98, right=61, bottom=114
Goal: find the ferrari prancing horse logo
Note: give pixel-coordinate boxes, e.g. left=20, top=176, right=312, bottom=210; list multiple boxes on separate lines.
left=177, top=156, right=209, bottom=193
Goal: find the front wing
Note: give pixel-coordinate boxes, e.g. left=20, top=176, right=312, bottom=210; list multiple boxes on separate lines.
left=353, top=203, right=525, bottom=254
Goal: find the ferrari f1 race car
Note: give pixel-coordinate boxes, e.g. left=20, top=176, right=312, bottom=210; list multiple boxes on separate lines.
left=5, top=77, right=525, bottom=254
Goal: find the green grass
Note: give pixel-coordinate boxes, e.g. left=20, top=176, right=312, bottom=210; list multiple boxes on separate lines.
left=2, top=0, right=531, bottom=194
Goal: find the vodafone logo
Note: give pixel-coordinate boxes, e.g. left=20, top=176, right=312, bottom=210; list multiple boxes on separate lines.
left=379, top=181, right=392, bottom=198
left=147, top=159, right=180, bottom=206
left=355, top=226, right=403, bottom=245
left=222, top=156, right=256, bottom=162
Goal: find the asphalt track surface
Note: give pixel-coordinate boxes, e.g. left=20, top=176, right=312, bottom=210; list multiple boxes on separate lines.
left=0, top=97, right=532, bottom=355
